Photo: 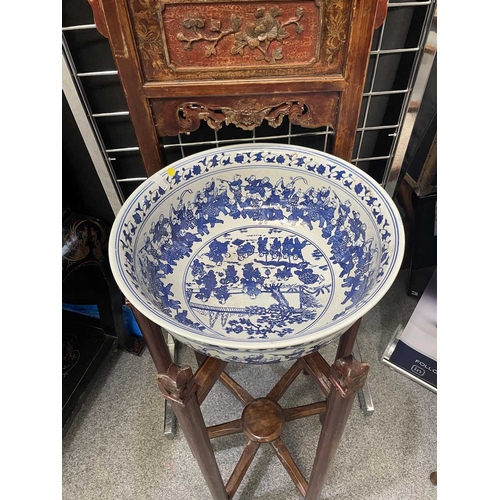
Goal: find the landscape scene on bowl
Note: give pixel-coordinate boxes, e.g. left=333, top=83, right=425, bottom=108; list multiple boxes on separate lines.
left=184, top=227, right=333, bottom=338
left=133, top=167, right=386, bottom=338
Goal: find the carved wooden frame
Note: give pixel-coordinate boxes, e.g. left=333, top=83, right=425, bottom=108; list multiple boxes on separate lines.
left=90, top=0, right=386, bottom=176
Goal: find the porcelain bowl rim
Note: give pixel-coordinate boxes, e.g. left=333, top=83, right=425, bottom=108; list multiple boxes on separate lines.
left=109, top=143, right=405, bottom=351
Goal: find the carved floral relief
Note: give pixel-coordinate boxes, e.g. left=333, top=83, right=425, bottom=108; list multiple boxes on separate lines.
left=176, top=7, right=305, bottom=64
left=177, top=100, right=309, bottom=132
left=324, top=0, right=349, bottom=64
left=162, top=2, right=320, bottom=70
left=127, top=0, right=348, bottom=79
left=135, top=12, right=167, bottom=71
left=132, top=0, right=169, bottom=75
left=151, top=93, right=339, bottom=136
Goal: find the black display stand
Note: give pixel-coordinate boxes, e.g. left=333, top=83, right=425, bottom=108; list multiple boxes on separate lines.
left=407, top=193, right=437, bottom=298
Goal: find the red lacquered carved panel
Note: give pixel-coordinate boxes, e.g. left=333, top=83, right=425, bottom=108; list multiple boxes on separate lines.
left=127, top=0, right=351, bottom=81
left=163, top=2, right=320, bottom=70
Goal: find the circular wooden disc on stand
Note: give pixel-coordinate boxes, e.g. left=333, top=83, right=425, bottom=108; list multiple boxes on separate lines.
left=242, top=398, right=285, bottom=443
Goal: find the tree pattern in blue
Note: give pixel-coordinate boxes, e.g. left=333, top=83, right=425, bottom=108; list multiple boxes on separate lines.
left=184, top=227, right=331, bottom=338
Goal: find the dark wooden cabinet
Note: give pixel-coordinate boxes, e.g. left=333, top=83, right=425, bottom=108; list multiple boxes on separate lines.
left=62, top=210, right=145, bottom=435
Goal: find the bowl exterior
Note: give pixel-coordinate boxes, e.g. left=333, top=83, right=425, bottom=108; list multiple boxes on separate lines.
left=171, top=324, right=351, bottom=364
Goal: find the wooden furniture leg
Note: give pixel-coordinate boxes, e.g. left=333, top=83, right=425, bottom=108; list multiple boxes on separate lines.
left=336, top=318, right=375, bottom=415
left=305, top=355, right=369, bottom=500
left=127, top=302, right=172, bottom=372
left=128, top=303, right=228, bottom=499
left=125, top=308, right=370, bottom=499
left=128, top=302, right=178, bottom=435
left=336, top=318, right=362, bottom=360
left=430, top=471, right=437, bottom=485
left=157, top=365, right=229, bottom=500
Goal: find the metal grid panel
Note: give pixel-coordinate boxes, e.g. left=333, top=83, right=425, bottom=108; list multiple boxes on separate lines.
left=62, top=0, right=436, bottom=201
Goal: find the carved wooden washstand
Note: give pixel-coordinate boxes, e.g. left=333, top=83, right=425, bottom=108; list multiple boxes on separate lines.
left=88, top=1, right=388, bottom=498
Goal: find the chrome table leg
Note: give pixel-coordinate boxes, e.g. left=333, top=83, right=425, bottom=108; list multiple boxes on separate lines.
left=163, top=331, right=178, bottom=437
left=354, top=339, right=374, bottom=415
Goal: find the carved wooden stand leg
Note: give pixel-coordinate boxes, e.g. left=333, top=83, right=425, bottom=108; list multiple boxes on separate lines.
left=129, top=303, right=229, bottom=499
left=128, top=307, right=369, bottom=500
left=305, top=355, right=369, bottom=500
left=157, top=364, right=229, bottom=500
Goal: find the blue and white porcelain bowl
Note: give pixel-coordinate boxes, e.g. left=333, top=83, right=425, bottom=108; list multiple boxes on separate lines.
left=109, top=144, right=404, bottom=363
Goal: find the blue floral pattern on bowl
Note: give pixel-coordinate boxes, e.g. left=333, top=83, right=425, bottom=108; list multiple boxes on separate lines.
left=109, top=144, right=404, bottom=363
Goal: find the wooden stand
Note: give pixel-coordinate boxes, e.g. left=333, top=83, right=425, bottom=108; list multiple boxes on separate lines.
left=131, top=304, right=368, bottom=500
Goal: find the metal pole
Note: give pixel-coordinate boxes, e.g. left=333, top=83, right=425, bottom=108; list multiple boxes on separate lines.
left=62, top=38, right=124, bottom=214
left=383, top=2, right=437, bottom=196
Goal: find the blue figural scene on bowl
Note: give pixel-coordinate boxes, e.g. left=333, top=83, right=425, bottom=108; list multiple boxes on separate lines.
left=109, top=144, right=404, bottom=363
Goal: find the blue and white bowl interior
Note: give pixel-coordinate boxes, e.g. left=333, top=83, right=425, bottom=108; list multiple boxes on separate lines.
left=109, top=144, right=404, bottom=363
